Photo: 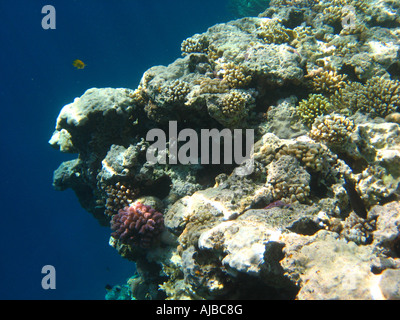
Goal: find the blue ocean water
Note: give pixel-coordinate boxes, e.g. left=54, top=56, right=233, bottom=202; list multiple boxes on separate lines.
left=0, top=0, right=235, bottom=299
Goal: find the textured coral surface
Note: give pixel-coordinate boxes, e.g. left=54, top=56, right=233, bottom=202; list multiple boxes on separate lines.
left=111, top=202, right=164, bottom=249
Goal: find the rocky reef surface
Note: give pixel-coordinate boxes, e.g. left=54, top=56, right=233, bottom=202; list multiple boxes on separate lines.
left=50, top=0, right=400, bottom=300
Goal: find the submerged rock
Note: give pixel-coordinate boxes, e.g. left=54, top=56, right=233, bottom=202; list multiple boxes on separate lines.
left=49, top=2, right=400, bottom=300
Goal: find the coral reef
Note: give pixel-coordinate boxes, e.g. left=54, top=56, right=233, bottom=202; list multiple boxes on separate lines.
left=105, top=282, right=133, bottom=300
left=361, top=77, right=400, bottom=117
left=49, top=1, right=400, bottom=300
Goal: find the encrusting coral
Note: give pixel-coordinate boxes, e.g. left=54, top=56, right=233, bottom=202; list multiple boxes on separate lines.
left=266, top=155, right=311, bottom=203
left=111, top=202, right=164, bottom=249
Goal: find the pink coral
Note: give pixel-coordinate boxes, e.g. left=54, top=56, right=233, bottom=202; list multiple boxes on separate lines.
left=110, top=202, right=164, bottom=249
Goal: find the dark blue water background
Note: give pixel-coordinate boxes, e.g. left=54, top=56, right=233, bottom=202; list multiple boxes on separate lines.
left=0, top=0, right=234, bottom=299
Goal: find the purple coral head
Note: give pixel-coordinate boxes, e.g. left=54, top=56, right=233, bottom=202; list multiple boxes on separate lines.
left=110, top=201, right=164, bottom=249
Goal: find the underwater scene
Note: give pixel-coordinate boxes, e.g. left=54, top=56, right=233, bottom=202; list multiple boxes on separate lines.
left=2, top=0, right=400, bottom=301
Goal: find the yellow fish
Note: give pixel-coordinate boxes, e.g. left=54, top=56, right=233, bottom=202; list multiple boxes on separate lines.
left=72, top=59, right=86, bottom=69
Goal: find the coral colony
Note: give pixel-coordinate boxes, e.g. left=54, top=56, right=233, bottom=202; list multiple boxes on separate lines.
left=50, top=0, right=400, bottom=300
left=111, top=202, right=164, bottom=249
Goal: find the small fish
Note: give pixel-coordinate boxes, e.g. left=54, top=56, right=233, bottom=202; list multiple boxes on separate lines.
left=264, top=200, right=291, bottom=210
left=72, top=59, right=86, bottom=69
left=105, top=284, right=113, bottom=291
left=343, top=174, right=367, bottom=219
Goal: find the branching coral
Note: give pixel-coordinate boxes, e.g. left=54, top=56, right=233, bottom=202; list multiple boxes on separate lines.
left=206, top=43, right=224, bottom=64
left=310, top=69, right=348, bottom=94
left=321, top=5, right=343, bottom=25
left=330, top=77, right=400, bottom=117
left=339, top=22, right=367, bottom=36
left=164, top=79, right=191, bottom=103
left=181, top=34, right=209, bottom=56
left=206, top=88, right=253, bottom=127
left=129, top=86, right=147, bottom=106
left=217, top=62, right=252, bottom=89
left=292, top=25, right=314, bottom=47
left=317, top=0, right=367, bottom=27
left=104, top=182, right=138, bottom=217
left=329, top=81, right=366, bottom=115
left=111, top=202, right=164, bottom=249
left=341, top=211, right=376, bottom=245
left=296, top=94, right=331, bottom=126
left=309, top=113, right=355, bottom=146
left=221, top=90, right=250, bottom=116
left=361, top=77, right=400, bottom=117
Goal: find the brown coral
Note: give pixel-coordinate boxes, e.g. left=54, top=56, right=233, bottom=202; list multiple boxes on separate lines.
left=311, top=69, right=348, bottom=94
left=329, top=81, right=366, bottom=115
left=105, top=182, right=138, bottom=217
left=309, top=113, right=355, bottom=146
left=218, top=62, right=252, bottom=89
left=330, top=77, right=400, bottom=117
left=221, top=90, right=249, bottom=116
left=361, top=77, right=400, bottom=117
left=181, top=34, right=209, bottom=56
left=164, top=79, right=191, bottom=103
